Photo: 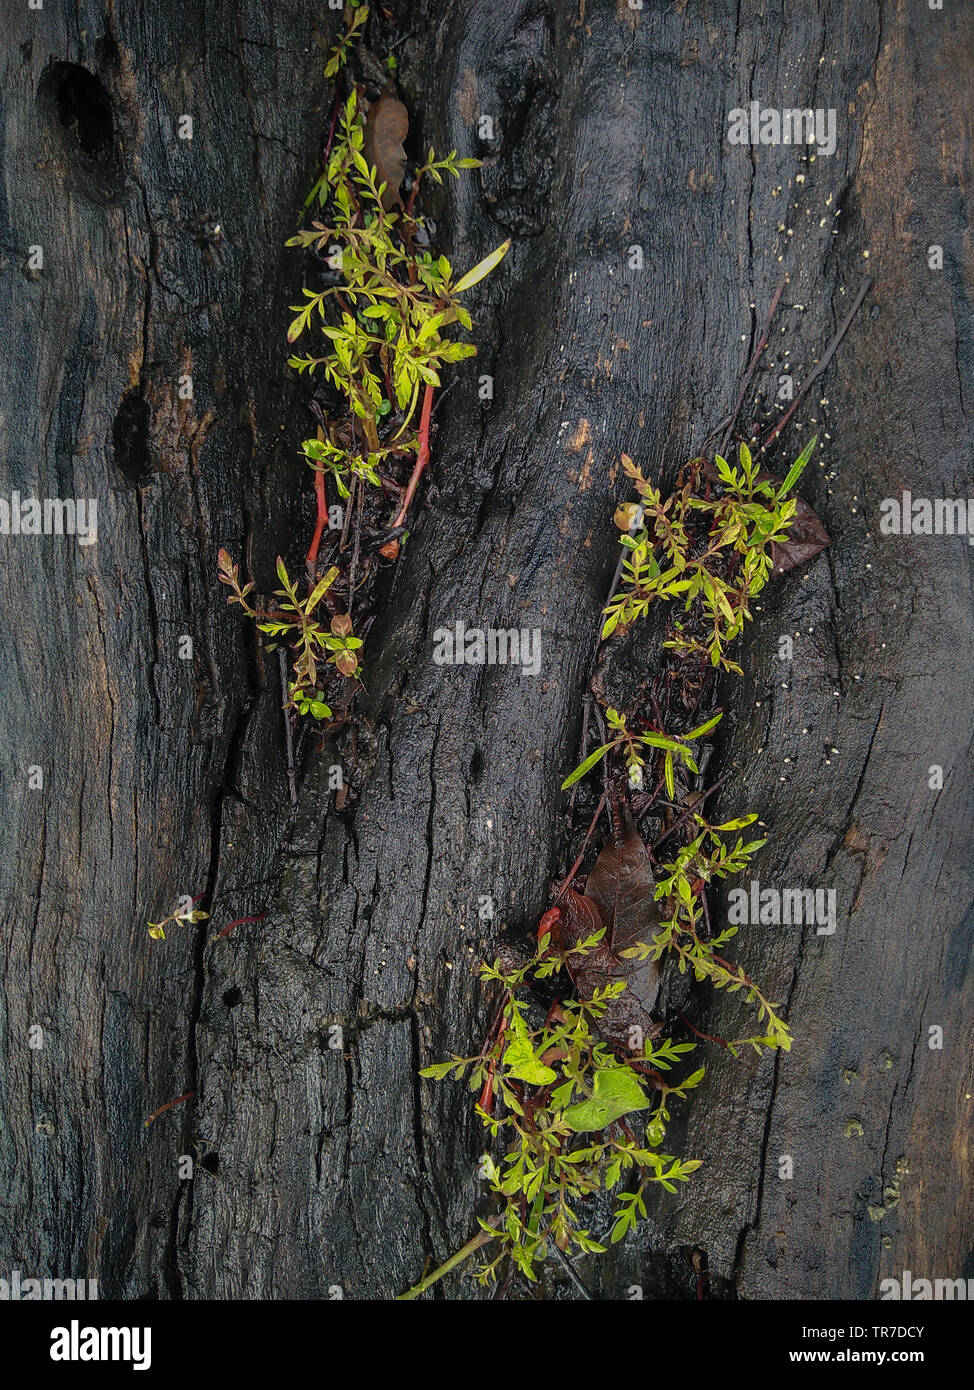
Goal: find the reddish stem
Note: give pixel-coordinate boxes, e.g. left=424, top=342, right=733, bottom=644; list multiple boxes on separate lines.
left=213, top=911, right=268, bottom=942
left=379, top=384, right=435, bottom=558
left=306, top=461, right=329, bottom=579
left=144, top=1090, right=196, bottom=1128
left=554, top=793, right=607, bottom=905
left=627, top=1059, right=666, bottom=1088
left=323, top=87, right=341, bottom=167
left=677, top=1010, right=732, bottom=1051
left=477, top=1014, right=508, bottom=1115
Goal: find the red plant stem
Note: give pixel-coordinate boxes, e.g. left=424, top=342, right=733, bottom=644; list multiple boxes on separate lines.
left=628, top=1059, right=666, bottom=1087
left=677, top=1010, right=732, bottom=1051
left=144, top=1090, right=196, bottom=1128
left=758, top=275, right=871, bottom=456
left=554, top=793, right=607, bottom=905
left=475, top=996, right=512, bottom=1113
left=306, top=456, right=329, bottom=579
left=379, top=384, right=435, bottom=557
left=719, top=280, right=784, bottom=457
left=477, top=1014, right=508, bottom=1114
left=323, top=87, right=341, bottom=166
left=396, top=383, right=435, bottom=521
left=213, top=911, right=268, bottom=942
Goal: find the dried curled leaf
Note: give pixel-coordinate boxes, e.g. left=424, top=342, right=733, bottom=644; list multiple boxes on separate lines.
left=364, top=94, right=408, bottom=210
left=756, top=470, right=831, bottom=575
left=554, top=809, right=661, bottom=1052
left=771, top=493, right=831, bottom=574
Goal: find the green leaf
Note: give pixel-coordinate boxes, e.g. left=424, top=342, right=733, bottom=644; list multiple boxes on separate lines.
left=502, top=1038, right=557, bottom=1087
left=305, top=566, right=340, bottom=613
left=776, top=435, right=818, bottom=500
left=420, top=1061, right=458, bottom=1080
left=417, top=312, right=444, bottom=343
left=439, top=342, right=477, bottom=362
left=709, top=813, right=758, bottom=831
left=452, top=239, right=511, bottom=294
left=561, top=742, right=614, bottom=790
left=639, top=731, right=687, bottom=755
left=714, top=453, right=737, bottom=485
left=604, top=1155, right=623, bottom=1189
left=684, top=711, right=723, bottom=740
left=562, top=1067, right=650, bottom=1133
left=551, top=1081, right=575, bottom=1109
left=601, top=608, right=622, bottom=639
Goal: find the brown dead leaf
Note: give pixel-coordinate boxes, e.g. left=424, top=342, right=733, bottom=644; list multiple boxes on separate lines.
left=755, top=470, right=831, bottom=575
left=553, top=809, right=661, bottom=1052
left=364, top=94, right=408, bottom=210
left=771, top=493, right=831, bottom=574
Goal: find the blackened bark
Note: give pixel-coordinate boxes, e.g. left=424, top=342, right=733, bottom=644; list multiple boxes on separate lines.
left=1, top=0, right=971, bottom=1302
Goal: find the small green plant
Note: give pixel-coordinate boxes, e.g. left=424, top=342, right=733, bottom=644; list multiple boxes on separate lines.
left=405, top=813, right=777, bottom=1298
left=219, top=13, right=508, bottom=725
left=322, top=0, right=368, bottom=81
left=405, top=931, right=705, bottom=1296
left=603, top=438, right=817, bottom=673
left=284, top=90, right=503, bottom=427
left=406, top=435, right=820, bottom=1297
left=146, top=901, right=209, bottom=942
left=562, top=707, right=724, bottom=799
left=621, top=814, right=791, bottom=1054
left=218, top=552, right=352, bottom=716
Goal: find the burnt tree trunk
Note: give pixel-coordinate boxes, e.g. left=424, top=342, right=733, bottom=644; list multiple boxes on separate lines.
left=1, top=0, right=971, bottom=1301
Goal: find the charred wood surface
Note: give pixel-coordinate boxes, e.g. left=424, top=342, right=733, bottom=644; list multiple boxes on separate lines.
left=0, top=0, right=971, bottom=1300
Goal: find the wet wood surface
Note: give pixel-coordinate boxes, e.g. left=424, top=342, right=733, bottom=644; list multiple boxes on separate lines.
left=1, top=0, right=970, bottom=1299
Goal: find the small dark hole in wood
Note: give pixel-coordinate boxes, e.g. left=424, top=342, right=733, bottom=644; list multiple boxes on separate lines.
left=199, top=1152, right=220, bottom=1175
left=112, top=388, right=151, bottom=484
left=45, top=62, right=114, bottom=161
left=222, top=987, right=242, bottom=1008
